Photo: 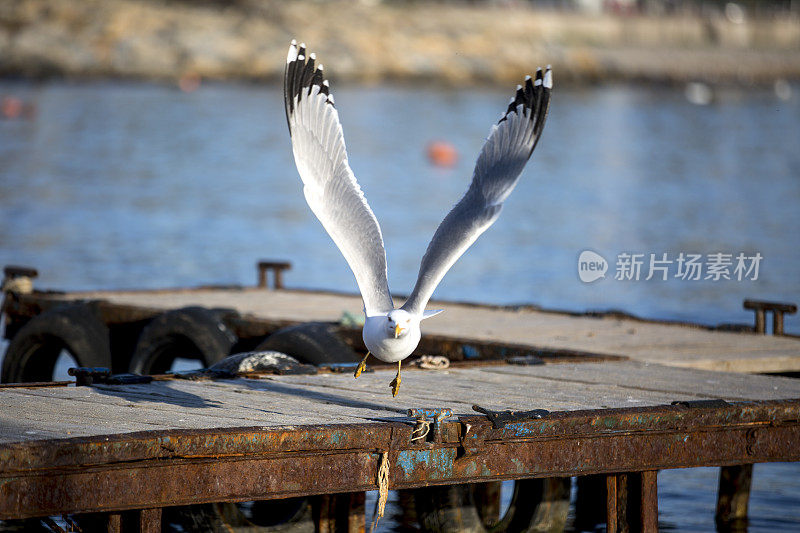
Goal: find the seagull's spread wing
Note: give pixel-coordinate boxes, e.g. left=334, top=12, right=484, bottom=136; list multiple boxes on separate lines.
left=284, top=41, right=393, bottom=315
left=402, top=68, right=552, bottom=316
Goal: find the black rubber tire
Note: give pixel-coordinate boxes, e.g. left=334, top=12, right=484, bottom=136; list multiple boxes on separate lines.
left=410, top=478, right=571, bottom=533
left=1, top=303, right=112, bottom=383
left=128, top=307, right=237, bottom=374
left=256, top=322, right=360, bottom=365
left=413, top=484, right=484, bottom=533
left=166, top=499, right=313, bottom=533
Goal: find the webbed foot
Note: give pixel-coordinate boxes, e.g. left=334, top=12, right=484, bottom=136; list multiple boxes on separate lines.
left=389, top=361, right=401, bottom=397
left=354, top=351, right=370, bottom=379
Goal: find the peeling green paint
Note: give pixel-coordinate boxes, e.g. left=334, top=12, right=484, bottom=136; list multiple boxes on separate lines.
left=396, top=449, right=455, bottom=481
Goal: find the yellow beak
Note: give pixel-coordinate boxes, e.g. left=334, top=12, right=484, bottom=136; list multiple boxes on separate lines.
left=394, top=324, right=403, bottom=338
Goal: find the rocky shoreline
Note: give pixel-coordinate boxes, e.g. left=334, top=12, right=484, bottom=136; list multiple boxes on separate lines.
left=1, top=0, right=799, bottom=85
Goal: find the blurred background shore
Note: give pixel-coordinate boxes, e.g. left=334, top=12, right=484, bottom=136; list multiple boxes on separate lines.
left=1, top=0, right=799, bottom=86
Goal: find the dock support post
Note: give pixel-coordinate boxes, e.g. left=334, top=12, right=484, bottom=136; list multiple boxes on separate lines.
left=639, top=471, right=658, bottom=532
left=606, top=474, right=622, bottom=533
left=106, top=513, right=121, bottom=533
left=313, top=494, right=334, bottom=533
left=104, top=508, right=161, bottom=533
left=138, top=508, right=162, bottom=533
left=313, top=492, right=365, bottom=533
left=716, top=464, right=753, bottom=531
left=606, top=471, right=658, bottom=533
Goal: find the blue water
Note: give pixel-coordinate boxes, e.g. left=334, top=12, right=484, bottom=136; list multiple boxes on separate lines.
left=1, top=81, right=799, bottom=329
left=0, top=80, right=799, bottom=530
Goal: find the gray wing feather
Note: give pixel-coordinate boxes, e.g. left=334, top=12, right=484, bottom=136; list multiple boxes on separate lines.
left=402, top=68, right=552, bottom=316
left=285, top=42, right=393, bottom=315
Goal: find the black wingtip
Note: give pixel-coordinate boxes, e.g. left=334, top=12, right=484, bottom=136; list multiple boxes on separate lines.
left=498, top=66, right=551, bottom=125
left=493, top=66, right=552, bottom=156
left=497, top=66, right=552, bottom=152
left=284, top=41, right=334, bottom=135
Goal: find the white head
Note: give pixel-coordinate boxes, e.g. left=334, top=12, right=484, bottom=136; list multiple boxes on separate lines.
left=386, top=309, right=415, bottom=338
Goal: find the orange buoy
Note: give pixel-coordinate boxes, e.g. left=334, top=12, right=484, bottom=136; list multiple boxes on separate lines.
left=178, top=73, right=201, bottom=93
left=1, top=97, right=23, bottom=119
left=426, top=140, right=458, bottom=168
left=1, top=96, right=35, bottom=119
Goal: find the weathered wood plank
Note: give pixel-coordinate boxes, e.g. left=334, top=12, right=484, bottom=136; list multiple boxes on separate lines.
left=2, top=362, right=799, bottom=445
left=481, top=361, right=800, bottom=401
left=0, top=381, right=397, bottom=438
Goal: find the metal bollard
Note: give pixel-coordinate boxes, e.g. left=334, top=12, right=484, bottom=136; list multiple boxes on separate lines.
left=743, top=299, right=797, bottom=335
left=257, top=260, right=292, bottom=289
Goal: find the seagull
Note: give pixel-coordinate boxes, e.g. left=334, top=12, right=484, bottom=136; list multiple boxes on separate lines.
left=284, top=41, right=551, bottom=396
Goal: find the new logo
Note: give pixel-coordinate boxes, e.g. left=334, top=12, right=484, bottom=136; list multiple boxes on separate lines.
left=578, top=250, right=608, bottom=283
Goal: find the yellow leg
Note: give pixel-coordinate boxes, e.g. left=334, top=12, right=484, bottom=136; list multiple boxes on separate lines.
left=389, top=361, right=402, bottom=397
left=354, top=351, right=370, bottom=379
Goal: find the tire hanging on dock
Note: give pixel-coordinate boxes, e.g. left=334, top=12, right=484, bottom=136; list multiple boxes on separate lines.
left=255, top=322, right=361, bottom=365
left=404, top=477, right=571, bottom=533
left=165, top=499, right=314, bottom=533
left=1, top=303, right=112, bottom=383
left=128, top=307, right=237, bottom=374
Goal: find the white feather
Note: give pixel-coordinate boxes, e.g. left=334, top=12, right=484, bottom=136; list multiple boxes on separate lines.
left=285, top=53, right=392, bottom=316
left=285, top=42, right=551, bottom=368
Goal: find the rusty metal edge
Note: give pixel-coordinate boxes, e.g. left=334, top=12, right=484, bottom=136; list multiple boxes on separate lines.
left=2, top=399, right=798, bottom=473
left=1, top=411, right=799, bottom=518
left=0, top=449, right=383, bottom=518
left=0, top=422, right=401, bottom=473
left=1, top=400, right=799, bottom=518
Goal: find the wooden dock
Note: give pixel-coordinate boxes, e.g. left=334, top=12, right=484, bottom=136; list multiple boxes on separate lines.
left=2, top=272, right=799, bottom=531
left=35, top=286, right=800, bottom=373
left=1, top=362, right=799, bottom=527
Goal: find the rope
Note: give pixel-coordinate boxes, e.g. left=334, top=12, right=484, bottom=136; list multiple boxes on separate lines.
left=370, top=451, right=390, bottom=532
left=410, top=420, right=431, bottom=442
left=417, top=355, right=450, bottom=370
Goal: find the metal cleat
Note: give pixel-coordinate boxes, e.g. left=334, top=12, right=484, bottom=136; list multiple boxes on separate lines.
left=743, top=299, right=797, bottom=335
left=671, top=399, right=730, bottom=409
left=407, top=408, right=453, bottom=443
left=472, top=404, right=550, bottom=429
left=68, top=367, right=153, bottom=386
